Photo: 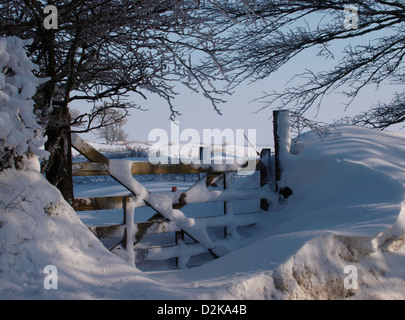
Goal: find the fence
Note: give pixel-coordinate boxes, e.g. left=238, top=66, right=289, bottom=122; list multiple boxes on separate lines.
left=71, top=134, right=272, bottom=269
left=71, top=110, right=292, bottom=269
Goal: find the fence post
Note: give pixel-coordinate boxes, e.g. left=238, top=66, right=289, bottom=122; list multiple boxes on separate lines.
left=123, top=195, right=135, bottom=266
left=199, top=146, right=210, bottom=164
left=175, top=231, right=185, bottom=268
left=273, top=110, right=293, bottom=200
left=259, top=148, right=271, bottom=210
left=223, top=172, right=234, bottom=238
left=197, top=145, right=210, bottom=180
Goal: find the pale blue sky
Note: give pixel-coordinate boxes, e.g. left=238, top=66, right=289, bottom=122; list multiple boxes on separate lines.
left=74, top=59, right=402, bottom=147
left=72, top=9, right=404, bottom=147
left=75, top=57, right=402, bottom=147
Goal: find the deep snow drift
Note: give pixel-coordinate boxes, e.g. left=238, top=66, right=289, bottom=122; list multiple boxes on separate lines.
left=1, top=125, right=405, bottom=299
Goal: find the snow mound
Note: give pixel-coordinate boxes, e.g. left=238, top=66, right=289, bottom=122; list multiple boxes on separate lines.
left=0, top=164, right=179, bottom=299
left=150, top=125, right=405, bottom=299
left=1, top=125, right=405, bottom=299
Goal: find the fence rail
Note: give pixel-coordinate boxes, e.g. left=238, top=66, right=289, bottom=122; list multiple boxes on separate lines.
left=72, top=161, right=255, bottom=176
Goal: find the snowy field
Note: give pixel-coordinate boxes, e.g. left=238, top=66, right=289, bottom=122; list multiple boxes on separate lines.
left=1, top=125, right=405, bottom=300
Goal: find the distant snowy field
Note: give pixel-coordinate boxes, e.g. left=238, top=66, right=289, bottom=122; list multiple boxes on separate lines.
left=1, top=125, right=405, bottom=299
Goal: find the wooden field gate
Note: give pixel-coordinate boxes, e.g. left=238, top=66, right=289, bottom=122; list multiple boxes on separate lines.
left=71, top=135, right=275, bottom=269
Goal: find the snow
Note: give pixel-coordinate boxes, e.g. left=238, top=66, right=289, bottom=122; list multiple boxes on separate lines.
left=1, top=125, right=405, bottom=299
left=0, top=37, right=48, bottom=167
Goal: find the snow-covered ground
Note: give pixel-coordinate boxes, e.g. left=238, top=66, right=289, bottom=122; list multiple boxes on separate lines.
left=1, top=125, right=405, bottom=299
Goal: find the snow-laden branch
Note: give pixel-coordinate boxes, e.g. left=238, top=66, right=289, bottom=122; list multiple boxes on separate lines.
left=0, top=36, right=49, bottom=170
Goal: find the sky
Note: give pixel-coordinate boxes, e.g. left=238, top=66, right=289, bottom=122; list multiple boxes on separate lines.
left=72, top=6, right=404, bottom=148
left=74, top=55, right=402, bottom=148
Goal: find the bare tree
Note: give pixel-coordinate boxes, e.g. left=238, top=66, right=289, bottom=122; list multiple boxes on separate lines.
left=0, top=0, right=230, bottom=203
left=94, top=104, right=129, bottom=143
left=199, top=0, right=405, bottom=127
left=345, top=92, right=405, bottom=129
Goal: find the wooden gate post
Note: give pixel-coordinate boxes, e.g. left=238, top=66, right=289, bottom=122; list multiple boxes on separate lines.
left=259, top=148, right=271, bottom=210
left=223, top=172, right=233, bottom=238
left=123, top=195, right=136, bottom=266
left=273, top=110, right=292, bottom=199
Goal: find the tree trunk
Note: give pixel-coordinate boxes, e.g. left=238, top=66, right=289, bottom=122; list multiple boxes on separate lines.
left=37, top=29, right=74, bottom=204
left=45, top=106, right=74, bottom=206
